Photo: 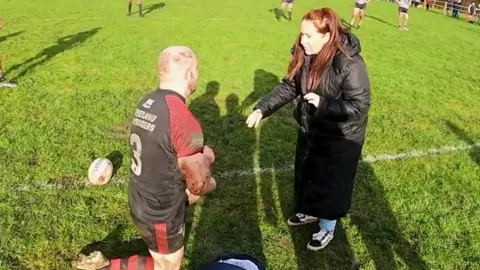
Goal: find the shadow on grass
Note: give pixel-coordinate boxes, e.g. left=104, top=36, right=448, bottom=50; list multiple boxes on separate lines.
left=0, top=31, right=25, bottom=43
left=187, top=78, right=267, bottom=268
left=341, top=18, right=353, bottom=29
left=365, top=14, right=397, bottom=28
left=269, top=8, right=285, bottom=21
left=445, top=121, right=480, bottom=166
left=79, top=207, right=196, bottom=259
left=349, top=163, right=428, bottom=269
left=460, top=25, right=480, bottom=34
left=131, top=2, right=166, bottom=16
left=80, top=222, right=150, bottom=258
left=0, top=252, right=28, bottom=270
left=106, top=150, right=124, bottom=177
left=6, top=27, right=101, bottom=81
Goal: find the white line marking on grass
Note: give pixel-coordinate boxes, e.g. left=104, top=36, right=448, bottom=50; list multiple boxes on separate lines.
left=4, top=142, right=479, bottom=192
left=361, top=142, right=480, bottom=163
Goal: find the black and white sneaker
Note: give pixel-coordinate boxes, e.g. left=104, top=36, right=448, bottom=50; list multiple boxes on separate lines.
left=307, top=229, right=334, bottom=251
left=287, top=213, right=319, bottom=226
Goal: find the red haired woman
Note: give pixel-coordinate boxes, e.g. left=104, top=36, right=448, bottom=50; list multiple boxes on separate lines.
left=246, top=7, right=371, bottom=250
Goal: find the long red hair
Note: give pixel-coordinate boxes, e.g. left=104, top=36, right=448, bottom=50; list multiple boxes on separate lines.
left=287, top=8, right=350, bottom=92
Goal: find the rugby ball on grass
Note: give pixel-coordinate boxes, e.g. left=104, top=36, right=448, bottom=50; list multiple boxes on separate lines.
left=88, top=158, right=113, bottom=186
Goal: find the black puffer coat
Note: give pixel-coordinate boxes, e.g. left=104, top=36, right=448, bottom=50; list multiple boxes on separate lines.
left=254, top=32, right=371, bottom=220
left=254, top=32, right=370, bottom=143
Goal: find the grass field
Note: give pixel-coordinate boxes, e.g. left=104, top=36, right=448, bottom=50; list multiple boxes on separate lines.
left=1, top=0, right=480, bottom=269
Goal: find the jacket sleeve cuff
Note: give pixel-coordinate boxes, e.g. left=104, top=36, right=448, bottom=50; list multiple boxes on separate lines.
left=253, top=105, right=269, bottom=118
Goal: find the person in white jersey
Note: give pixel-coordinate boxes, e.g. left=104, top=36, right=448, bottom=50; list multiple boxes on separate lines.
left=350, top=0, right=371, bottom=29
left=396, top=0, right=412, bottom=30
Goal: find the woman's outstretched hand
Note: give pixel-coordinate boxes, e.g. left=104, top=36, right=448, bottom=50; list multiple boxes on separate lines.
left=246, top=109, right=263, bottom=128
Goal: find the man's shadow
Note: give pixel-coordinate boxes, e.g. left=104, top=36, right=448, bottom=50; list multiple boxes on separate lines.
left=0, top=31, right=25, bottom=43
left=6, top=27, right=101, bottom=81
left=445, top=121, right=480, bottom=166
left=187, top=82, right=267, bottom=268
left=80, top=222, right=150, bottom=259
left=189, top=81, right=221, bottom=146
left=78, top=204, right=196, bottom=261
left=131, top=2, right=166, bottom=16
left=349, top=161, right=428, bottom=269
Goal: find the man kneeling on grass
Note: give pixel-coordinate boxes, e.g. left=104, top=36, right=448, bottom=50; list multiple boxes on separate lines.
left=73, top=46, right=216, bottom=270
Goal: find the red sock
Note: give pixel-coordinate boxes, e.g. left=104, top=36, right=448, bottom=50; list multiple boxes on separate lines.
left=102, top=255, right=154, bottom=270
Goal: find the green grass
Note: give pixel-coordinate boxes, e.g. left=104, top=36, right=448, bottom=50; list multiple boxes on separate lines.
left=1, top=0, right=480, bottom=269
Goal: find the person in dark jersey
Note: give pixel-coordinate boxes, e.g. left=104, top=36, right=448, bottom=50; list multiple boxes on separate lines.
left=73, top=46, right=217, bottom=270
left=0, top=17, right=17, bottom=88
left=129, top=45, right=217, bottom=270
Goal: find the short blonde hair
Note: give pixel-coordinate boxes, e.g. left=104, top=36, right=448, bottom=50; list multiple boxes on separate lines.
left=158, top=46, right=198, bottom=81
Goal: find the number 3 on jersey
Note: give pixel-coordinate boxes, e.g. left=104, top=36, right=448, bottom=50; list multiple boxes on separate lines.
left=130, top=133, right=142, bottom=176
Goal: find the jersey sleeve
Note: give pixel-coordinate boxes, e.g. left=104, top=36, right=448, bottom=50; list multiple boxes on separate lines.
left=166, top=95, right=204, bottom=158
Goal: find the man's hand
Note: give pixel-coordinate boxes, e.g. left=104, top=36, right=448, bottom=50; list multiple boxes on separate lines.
left=203, top=145, right=215, bottom=163
left=178, top=152, right=212, bottom=196
left=186, top=177, right=216, bottom=205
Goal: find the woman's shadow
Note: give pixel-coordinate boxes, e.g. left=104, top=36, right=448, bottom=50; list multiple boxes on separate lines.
left=445, top=121, right=479, bottom=167
left=350, top=161, right=428, bottom=269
